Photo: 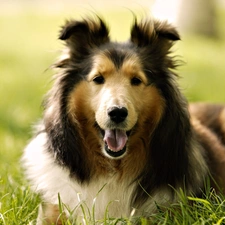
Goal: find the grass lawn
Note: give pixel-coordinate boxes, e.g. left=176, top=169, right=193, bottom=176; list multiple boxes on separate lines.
left=0, top=6, right=225, bottom=224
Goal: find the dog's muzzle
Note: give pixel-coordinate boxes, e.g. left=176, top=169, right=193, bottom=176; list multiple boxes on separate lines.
left=103, top=106, right=129, bottom=158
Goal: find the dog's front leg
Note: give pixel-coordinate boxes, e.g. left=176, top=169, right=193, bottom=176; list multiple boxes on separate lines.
left=36, top=203, right=66, bottom=225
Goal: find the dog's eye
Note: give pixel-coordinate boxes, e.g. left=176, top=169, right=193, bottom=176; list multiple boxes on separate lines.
left=131, top=77, right=142, bottom=86
left=93, top=75, right=105, bottom=84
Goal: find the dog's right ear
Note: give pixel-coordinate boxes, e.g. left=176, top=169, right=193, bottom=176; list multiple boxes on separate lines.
left=59, top=17, right=109, bottom=56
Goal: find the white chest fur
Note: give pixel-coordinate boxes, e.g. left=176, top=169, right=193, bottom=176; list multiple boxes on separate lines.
left=23, top=133, right=172, bottom=222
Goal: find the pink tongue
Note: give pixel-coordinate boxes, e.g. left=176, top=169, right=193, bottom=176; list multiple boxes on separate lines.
left=104, top=129, right=128, bottom=152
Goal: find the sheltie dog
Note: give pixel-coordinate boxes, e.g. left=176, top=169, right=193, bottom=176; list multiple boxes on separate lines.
left=22, top=16, right=225, bottom=224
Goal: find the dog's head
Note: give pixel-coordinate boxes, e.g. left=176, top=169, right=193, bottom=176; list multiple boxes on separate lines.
left=44, top=16, right=193, bottom=186
left=51, top=17, right=180, bottom=159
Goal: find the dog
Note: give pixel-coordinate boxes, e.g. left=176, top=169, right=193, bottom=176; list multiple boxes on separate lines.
left=22, top=16, right=225, bottom=224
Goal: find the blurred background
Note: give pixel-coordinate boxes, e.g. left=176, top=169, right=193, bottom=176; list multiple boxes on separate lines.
left=0, top=0, right=225, bottom=222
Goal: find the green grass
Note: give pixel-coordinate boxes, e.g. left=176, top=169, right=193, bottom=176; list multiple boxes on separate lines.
left=0, top=6, right=225, bottom=224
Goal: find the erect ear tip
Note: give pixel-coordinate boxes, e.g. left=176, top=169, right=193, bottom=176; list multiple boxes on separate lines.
left=157, top=22, right=180, bottom=41
left=58, top=20, right=87, bottom=40
left=58, top=24, right=69, bottom=40
left=153, top=19, right=181, bottom=41
left=58, top=20, right=74, bottom=40
left=159, top=28, right=180, bottom=41
left=130, top=18, right=181, bottom=46
left=58, top=17, right=109, bottom=43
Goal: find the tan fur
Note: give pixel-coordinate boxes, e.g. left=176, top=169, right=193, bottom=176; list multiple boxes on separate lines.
left=220, top=108, right=225, bottom=135
left=68, top=52, right=165, bottom=179
left=190, top=103, right=225, bottom=193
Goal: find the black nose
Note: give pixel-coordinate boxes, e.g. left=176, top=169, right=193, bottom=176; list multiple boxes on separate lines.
left=107, top=106, right=128, bottom=124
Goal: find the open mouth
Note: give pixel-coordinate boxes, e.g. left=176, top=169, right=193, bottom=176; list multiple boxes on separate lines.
left=98, top=126, right=130, bottom=158
left=104, top=129, right=128, bottom=158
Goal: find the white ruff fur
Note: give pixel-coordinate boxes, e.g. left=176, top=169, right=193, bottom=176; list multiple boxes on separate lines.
left=22, top=133, right=173, bottom=222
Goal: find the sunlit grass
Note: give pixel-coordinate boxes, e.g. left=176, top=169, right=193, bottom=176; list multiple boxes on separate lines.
left=27, top=188, right=225, bottom=224
left=0, top=7, right=225, bottom=224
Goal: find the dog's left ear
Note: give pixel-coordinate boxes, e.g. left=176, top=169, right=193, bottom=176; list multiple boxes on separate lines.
left=59, top=17, right=109, bottom=56
left=130, top=18, right=180, bottom=47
